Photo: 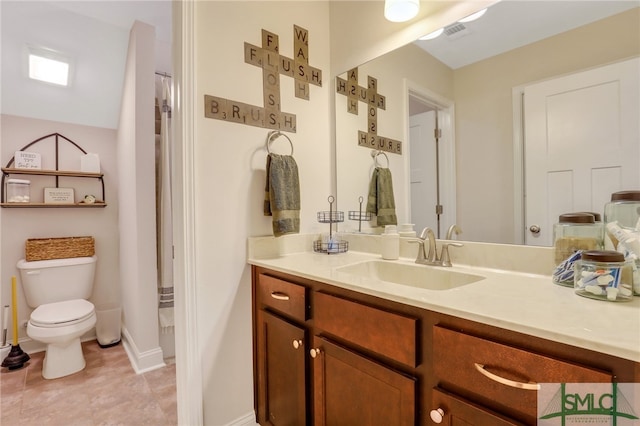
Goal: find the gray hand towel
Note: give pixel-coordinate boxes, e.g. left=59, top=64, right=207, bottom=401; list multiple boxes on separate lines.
left=366, top=167, right=398, bottom=227
left=264, top=153, right=300, bottom=237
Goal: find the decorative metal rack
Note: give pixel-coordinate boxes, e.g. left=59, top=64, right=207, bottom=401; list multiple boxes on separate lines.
left=314, top=195, right=348, bottom=254
left=348, top=196, right=372, bottom=232
left=1, top=133, right=106, bottom=208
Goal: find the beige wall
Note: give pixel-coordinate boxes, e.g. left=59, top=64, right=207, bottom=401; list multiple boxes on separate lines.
left=0, top=114, right=120, bottom=349
left=329, top=0, right=494, bottom=75
left=454, top=7, right=640, bottom=243
left=336, top=43, right=454, bottom=231
left=193, top=2, right=332, bottom=423
left=117, top=21, right=163, bottom=371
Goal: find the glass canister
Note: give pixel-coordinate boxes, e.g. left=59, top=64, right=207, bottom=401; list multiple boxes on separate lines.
left=604, top=190, right=640, bottom=248
left=604, top=190, right=640, bottom=295
left=6, top=178, right=30, bottom=202
left=574, top=250, right=634, bottom=302
left=552, top=213, right=603, bottom=286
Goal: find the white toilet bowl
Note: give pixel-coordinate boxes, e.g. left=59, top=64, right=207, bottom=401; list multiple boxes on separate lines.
left=26, top=299, right=96, bottom=379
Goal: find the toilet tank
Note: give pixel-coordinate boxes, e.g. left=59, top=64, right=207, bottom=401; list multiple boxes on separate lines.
left=16, top=256, right=97, bottom=308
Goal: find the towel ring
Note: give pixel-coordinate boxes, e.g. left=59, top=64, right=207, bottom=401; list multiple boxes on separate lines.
left=371, top=150, right=389, bottom=168
left=266, top=131, right=294, bottom=155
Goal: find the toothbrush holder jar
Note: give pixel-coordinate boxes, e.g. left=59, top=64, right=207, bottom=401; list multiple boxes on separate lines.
left=574, top=250, right=634, bottom=302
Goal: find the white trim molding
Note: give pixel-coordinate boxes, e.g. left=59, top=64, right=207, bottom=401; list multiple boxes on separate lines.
left=512, top=87, right=525, bottom=245
left=121, top=326, right=166, bottom=374
left=226, top=411, right=258, bottom=426
left=173, top=0, right=204, bottom=425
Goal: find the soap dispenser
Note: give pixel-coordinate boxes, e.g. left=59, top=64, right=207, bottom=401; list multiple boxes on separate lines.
left=381, top=225, right=400, bottom=260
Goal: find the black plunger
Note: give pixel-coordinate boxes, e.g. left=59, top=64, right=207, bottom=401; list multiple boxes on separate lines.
left=2, top=343, right=30, bottom=370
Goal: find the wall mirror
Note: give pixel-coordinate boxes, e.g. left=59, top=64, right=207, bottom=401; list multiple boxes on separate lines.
left=335, top=1, right=639, bottom=245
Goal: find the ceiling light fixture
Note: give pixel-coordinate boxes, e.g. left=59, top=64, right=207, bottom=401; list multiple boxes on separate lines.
left=384, top=0, right=420, bottom=23
left=27, top=46, right=70, bottom=86
left=457, top=8, right=487, bottom=23
left=419, top=28, right=444, bottom=41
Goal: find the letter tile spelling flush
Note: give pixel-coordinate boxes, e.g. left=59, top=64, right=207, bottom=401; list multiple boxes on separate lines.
left=204, top=25, right=322, bottom=133
left=336, top=68, right=402, bottom=155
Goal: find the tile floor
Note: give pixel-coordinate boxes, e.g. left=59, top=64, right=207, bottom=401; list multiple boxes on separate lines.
left=0, top=340, right=177, bottom=425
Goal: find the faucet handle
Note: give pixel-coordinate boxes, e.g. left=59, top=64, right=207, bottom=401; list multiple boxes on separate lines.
left=440, top=242, right=463, bottom=267
left=409, top=238, right=427, bottom=263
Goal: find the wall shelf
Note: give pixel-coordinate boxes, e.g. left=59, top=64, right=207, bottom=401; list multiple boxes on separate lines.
left=1, top=133, right=107, bottom=208
left=0, top=202, right=106, bottom=208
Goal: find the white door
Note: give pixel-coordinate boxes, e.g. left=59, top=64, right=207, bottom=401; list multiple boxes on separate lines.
left=410, top=110, right=438, bottom=236
left=524, top=57, right=640, bottom=246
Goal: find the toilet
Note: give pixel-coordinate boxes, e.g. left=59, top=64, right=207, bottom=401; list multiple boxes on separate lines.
left=16, top=255, right=97, bottom=379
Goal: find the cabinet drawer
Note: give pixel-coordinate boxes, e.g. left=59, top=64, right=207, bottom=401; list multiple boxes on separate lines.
left=433, top=325, right=612, bottom=421
left=314, top=292, right=417, bottom=367
left=431, top=387, right=525, bottom=426
left=257, top=274, right=307, bottom=322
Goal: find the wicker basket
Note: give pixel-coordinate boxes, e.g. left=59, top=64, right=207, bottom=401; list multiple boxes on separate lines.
left=25, top=236, right=95, bottom=261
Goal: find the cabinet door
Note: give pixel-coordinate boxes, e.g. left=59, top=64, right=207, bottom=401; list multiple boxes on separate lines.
left=430, top=388, right=525, bottom=426
left=256, top=311, right=307, bottom=426
left=311, top=336, right=416, bottom=426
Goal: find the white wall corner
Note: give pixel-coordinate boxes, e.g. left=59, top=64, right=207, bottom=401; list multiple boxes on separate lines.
left=121, top=326, right=165, bottom=374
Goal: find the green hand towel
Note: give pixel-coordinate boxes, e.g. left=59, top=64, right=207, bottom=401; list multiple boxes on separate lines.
left=366, top=167, right=397, bottom=227
left=264, top=153, right=300, bottom=237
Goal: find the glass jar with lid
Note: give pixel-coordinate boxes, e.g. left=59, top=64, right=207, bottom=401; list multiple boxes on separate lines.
left=6, top=178, right=30, bottom=203
left=574, top=250, right=634, bottom=302
left=604, top=190, right=640, bottom=248
left=553, top=212, right=604, bottom=287
left=552, top=213, right=603, bottom=286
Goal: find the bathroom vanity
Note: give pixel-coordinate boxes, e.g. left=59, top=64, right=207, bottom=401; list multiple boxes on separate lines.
left=248, top=235, right=640, bottom=425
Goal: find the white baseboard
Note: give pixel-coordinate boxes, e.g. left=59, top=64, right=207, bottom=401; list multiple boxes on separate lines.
left=225, top=411, right=258, bottom=426
left=121, top=326, right=166, bottom=374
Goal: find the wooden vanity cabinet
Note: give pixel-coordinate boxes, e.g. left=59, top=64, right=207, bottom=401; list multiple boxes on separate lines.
left=256, top=311, right=307, bottom=425
left=254, top=273, right=309, bottom=425
left=253, top=267, right=419, bottom=426
left=252, top=266, right=640, bottom=426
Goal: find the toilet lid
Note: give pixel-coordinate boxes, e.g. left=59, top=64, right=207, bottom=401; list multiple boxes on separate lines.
left=31, top=299, right=95, bottom=326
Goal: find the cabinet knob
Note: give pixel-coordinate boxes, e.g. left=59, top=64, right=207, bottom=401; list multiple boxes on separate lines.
left=292, top=339, right=303, bottom=349
left=429, top=408, right=444, bottom=423
left=529, top=224, right=541, bottom=234
left=310, top=348, right=321, bottom=358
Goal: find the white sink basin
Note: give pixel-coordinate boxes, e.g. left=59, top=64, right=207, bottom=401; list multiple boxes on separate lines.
left=336, top=260, right=485, bottom=290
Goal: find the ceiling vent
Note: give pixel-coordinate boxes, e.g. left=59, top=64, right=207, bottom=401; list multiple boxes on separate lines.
left=444, top=22, right=470, bottom=40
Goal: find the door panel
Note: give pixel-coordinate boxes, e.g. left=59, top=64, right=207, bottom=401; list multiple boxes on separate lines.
left=524, top=57, right=639, bottom=245
left=256, top=311, right=307, bottom=426
left=410, top=110, right=438, bottom=234
left=311, top=336, right=416, bottom=426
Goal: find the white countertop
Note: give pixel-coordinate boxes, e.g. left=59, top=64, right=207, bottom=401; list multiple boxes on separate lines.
left=247, top=234, right=640, bottom=362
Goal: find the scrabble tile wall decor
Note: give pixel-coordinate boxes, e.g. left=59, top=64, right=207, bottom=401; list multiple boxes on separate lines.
left=204, top=25, right=322, bottom=133
left=336, top=68, right=402, bottom=155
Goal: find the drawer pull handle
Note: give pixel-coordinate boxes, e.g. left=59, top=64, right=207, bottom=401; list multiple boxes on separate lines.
left=292, top=339, right=303, bottom=349
left=474, top=363, right=540, bottom=390
left=270, top=292, right=290, bottom=301
left=429, top=408, right=444, bottom=423
left=310, top=348, right=321, bottom=358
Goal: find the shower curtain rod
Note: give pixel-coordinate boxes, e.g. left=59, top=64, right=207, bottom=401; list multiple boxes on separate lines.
left=155, top=71, right=172, bottom=78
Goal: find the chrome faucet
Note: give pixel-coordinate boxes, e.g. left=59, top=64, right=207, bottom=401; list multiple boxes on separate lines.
left=414, top=226, right=464, bottom=267
left=442, top=224, right=463, bottom=267
left=414, top=227, right=439, bottom=266
left=446, top=224, right=462, bottom=240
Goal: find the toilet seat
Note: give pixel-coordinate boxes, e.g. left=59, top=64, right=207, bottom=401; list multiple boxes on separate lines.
left=30, top=299, right=95, bottom=328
